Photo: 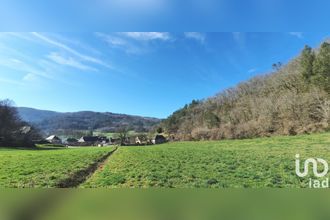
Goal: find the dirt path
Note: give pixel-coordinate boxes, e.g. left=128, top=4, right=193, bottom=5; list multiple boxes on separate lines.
left=56, top=147, right=118, bottom=188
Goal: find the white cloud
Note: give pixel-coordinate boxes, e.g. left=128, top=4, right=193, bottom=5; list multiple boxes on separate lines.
left=31, top=32, right=112, bottom=68
left=96, top=32, right=150, bottom=54
left=0, top=77, right=25, bottom=86
left=184, top=32, right=206, bottom=43
left=49, top=34, right=102, bottom=56
left=0, top=58, right=52, bottom=80
left=95, top=32, right=128, bottom=47
left=289, top=32, right=303, bottom=39
left=120, top=32, right=171, bottom=41
left=248, top=68, right=257, bottom=73
left=22, top=73, right=38, bottom=82
left=104, top=36, right=127, bottom=46
left=0, top=57, right=76, bottom=86
left=47, top=52, right=98, bottom=71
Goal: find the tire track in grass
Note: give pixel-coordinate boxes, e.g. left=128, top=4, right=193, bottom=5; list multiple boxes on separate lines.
left=56, top=147, right=118, bottom=188
left=82, top=146, right=121, bottom=187
left=11, top=148, right=118, bottom=220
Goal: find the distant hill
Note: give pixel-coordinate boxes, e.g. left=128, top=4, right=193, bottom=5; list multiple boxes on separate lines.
left=18, top=107, right=62, bottom=123
left=17, top=107, right=161, bottom=135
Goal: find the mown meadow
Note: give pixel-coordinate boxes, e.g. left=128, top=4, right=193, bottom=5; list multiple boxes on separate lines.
left=82, top=132, right=330, bottom=188
left=1, top=133, right=330, bottom=188
left=0, top=146, right=116, bottom=187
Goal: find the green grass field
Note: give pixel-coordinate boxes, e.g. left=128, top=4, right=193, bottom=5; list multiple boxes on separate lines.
left=82, top=132, right=330, bottom=188
left=1, top=133, right=330, bottom=188
left=0, top=146, right=115, bottom=188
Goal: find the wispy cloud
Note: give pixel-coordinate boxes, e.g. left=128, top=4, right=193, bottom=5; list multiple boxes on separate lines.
left=0, top=77, right=25, bottom=86
left=47, top=52, right=98, bottom=71
left=22, top=73, right=39, bottom=82
left=100, top=34, right=127, bottom=46
left=289, top=32, right=303, bottom=39
left=184, top=32, right=206, bottom=43
left=31, top=32, right=112, bottom=68
left=0, top=57, right=77, bottom=86
left=0, top=43, right=62, bottom=85
left=95, top=32, right=142, bottom=54
left=0, top=58, right=52, bottom=80
left=248, top=68, right=257, bottom=73
left=120, top=32, right=171, bottom=41
left=49, top=33, right=102, bottom=56
left=96, top=32, right=168, bottom=54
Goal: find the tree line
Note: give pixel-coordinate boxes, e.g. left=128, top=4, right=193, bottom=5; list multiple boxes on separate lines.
left=161, top=42, right=330, bottom=140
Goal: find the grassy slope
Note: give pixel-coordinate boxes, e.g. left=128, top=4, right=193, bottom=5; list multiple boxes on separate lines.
left=0, top=146, right=115, bottom=188
left=82, top=132, right=330, bottom=188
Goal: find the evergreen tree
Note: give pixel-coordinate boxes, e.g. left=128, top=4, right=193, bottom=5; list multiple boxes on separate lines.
left=300, top=45, right=315, bottom=82
left=272, top=62, right=282, bottom=71
left=313, top=42, right=330, bottom=93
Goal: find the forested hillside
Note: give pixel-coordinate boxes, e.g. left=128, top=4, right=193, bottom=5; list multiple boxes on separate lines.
left=161, top=42, right=330, bottom=140
left=18, top=108, right=161, bottom=135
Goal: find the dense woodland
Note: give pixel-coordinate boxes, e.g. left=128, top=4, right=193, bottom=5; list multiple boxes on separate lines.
left=161, top=42, right=330, bottom=140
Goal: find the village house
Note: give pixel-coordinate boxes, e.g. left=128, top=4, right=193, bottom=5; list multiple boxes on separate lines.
left=78, top=136, right=109, bottom=146
left=45, top=135, right=62, bottom=144
left=98, top=136, right=109, bottom=144
left=78, top=136, right=99, bottom=146
left=134, top=135, right=150, bottom=145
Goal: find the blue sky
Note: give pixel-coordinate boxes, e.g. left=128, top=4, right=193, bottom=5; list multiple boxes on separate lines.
left=1, top=1, right=330, bottom=31
left=0, top=32, right=329, bottom=118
